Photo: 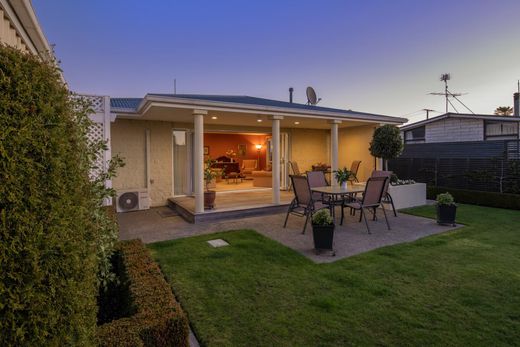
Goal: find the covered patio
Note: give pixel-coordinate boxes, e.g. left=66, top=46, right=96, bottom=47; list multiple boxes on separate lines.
left=110, top=94, right=407, bottom=217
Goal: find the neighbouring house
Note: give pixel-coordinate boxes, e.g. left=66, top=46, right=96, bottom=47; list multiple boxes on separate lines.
left=390, top=93, right=520, bottom=193
left=398, top=104, right=520, bottom=161
left=400, top=92, right=519, bottom=145
left=108, top=94, right=407, bottom=213
left=0, top=0, right=53, bottom=60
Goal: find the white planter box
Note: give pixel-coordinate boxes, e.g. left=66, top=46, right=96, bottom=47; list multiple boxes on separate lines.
left=387, top=183, right=427, bottom=210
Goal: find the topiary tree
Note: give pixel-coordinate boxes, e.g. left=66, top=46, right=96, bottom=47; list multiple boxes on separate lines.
left=369, top=124, right=403, bottom=170
left=0, top=44, right=122, bottom=345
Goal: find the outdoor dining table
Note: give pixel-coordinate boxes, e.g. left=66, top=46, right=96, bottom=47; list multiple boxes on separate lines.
left=311, top=185, right=365, bottom=224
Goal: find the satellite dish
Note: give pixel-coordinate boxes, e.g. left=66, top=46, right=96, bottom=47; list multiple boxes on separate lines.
left=306, top=86, right=318, bottom=105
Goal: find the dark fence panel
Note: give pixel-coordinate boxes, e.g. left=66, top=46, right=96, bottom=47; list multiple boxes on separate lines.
left=399, top=140, right=508, bottom=159
left=389, top=140, right=520, bottom=194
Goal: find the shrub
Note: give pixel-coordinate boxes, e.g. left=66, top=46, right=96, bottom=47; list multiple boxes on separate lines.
left=0, top=45, right=120, bottom=345
left=97, top=240, right=190, bottom=347
left=312, top=209, right=333, bottom=226
left=427, top=186, right=520, bottom=210
left=436, top=192, right=455, bottom=206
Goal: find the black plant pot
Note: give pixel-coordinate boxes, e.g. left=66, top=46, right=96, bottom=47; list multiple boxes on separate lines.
left=312, top=224, right=335, bottom=255
left=436, top=204, right=457, bottom=226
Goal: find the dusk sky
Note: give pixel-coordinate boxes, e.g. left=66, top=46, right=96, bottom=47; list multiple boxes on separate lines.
left=33, top=0, right=520, bottom=123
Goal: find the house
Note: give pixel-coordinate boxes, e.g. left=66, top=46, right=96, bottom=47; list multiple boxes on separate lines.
left=0, top=0, right=53, bottom=60
left=108, top=93, right=407, bottom=213
left=390, top=94, right=520, bottom=193
left=397, top=93, right=520, bottom=159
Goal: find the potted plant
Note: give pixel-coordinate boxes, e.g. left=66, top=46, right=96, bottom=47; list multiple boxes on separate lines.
left=334, top=167, right=352, bottom=189
left=436, top=192, right=457, bottom=226
left=311, top=209, right=335, bottom=255
left=204, top=158, right=217, bottom=209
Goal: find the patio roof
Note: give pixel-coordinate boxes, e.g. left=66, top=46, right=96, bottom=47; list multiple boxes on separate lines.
left=110, top=94, right=407, bottom=125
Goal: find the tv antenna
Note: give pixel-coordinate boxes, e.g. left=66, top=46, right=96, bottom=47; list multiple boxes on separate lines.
left=306, top=86, right=321, bottom=105
left=429, top=73, right=473, bottom=114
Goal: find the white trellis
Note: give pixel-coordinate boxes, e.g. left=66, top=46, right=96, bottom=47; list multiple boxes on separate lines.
left=82, top=95, right=116, bottom=205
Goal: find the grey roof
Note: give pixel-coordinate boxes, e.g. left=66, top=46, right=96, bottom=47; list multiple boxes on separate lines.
left=400, top=112, right=520, bottom=131
left=147, top=94, right=389, bottom=118
left=110, top=93, right=400, bottom=121
left=110, top=98, right=142, bottom=110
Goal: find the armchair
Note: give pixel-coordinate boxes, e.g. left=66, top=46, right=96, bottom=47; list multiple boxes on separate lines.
left=241, top=159, right=258, bottom=177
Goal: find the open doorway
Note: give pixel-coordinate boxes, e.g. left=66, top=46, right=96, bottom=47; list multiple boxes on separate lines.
left=171, top=129, right=290, bottom=197
left=204, top=131, right=289, bottom=192
left=204, top=131, right=269, bottom=192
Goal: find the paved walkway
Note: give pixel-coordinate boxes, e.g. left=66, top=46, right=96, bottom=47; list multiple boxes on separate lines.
left=118, top=206, right=461, bottom=263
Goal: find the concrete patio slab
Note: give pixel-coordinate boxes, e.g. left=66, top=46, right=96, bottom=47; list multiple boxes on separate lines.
left=118, top=206, right=462, bottom=263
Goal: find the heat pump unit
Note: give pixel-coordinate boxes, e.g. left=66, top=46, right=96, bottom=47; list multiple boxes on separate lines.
left=116, top=190, right=150, bottom=213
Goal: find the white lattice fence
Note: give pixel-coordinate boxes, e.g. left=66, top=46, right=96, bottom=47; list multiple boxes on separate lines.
left=87, top=122, right=105, bottom=179
left=81, top=95, right=115, bottom=205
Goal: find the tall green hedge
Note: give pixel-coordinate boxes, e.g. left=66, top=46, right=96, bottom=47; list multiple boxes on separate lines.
left=0, top=45, right=117, bottom=345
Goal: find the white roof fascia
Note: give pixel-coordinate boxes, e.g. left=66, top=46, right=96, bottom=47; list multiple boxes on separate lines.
left=136, top=95, right=407, bottom=125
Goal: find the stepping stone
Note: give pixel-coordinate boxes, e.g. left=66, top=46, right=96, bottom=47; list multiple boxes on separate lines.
left=207, top=239, right=229, bottom=248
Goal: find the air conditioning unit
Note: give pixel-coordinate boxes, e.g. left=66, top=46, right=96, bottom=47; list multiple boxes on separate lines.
left=116, top=189, right=150, bottom=213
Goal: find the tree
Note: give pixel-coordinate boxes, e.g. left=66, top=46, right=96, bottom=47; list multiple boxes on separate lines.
left=369, top=125, right=403, bottom=170
left=494, top=106, right=513, bottom=116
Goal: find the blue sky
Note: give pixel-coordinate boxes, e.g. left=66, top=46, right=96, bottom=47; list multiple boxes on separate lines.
left=33, top=0, right=520, bottom=121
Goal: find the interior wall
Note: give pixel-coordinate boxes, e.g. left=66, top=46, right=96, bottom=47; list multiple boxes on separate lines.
left=288, top=128, right=330, bottom=172
left=204, top=133, right=268, bottom=170
left=111, top=119, right=173, bottom=207
left=338, top=125, right=377, bottom=181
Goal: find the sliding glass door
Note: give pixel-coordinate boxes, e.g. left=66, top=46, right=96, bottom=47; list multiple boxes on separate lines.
left=266, top=132, right=289, bottom=190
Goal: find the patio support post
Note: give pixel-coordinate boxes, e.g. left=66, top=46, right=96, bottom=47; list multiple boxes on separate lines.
left=329, top=120, right=341, bottom=186
left=271, top=115, right=283, bottom=204
left=193, top=110, right=207, bottom=213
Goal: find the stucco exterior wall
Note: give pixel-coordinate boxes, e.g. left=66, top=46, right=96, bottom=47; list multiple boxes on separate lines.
left=111, top=119, right=173, bottom=207
left=425, top=118, right=483, bottom=143
left=338, top=125, right=377, bottom=181
left=288, top=128, right=330, bottom=172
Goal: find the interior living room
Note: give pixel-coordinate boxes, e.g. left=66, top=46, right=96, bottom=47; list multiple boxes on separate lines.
left=204, top=132, right=273, bottom=192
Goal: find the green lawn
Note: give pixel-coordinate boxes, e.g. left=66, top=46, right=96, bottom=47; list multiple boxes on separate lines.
left=148, top=205, right=520, bottom=346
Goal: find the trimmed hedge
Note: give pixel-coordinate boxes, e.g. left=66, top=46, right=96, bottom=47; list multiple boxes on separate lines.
left=1, top=45, right=103, bottom=345
left=97, top=240, right=189, bottom=347
left=427, top=186, right=520, bottom=210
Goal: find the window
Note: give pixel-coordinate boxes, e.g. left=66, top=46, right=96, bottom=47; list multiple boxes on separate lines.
left=484, top=121, right=519, bottom=140
left=404, top=126, right=425, bottom=143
